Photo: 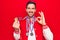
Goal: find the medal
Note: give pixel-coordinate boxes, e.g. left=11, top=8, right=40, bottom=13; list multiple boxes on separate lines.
left=30, top=32, right=33, bottom=36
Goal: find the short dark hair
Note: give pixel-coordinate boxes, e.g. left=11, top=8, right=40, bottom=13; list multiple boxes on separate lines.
left=26, top=1, right=36, bottom=8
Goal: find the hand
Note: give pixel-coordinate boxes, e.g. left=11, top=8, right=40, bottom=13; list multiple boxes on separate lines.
left=14, top=17, right=19, bottom=23
left=13, top=17, right=20, bottom=29
left=36, top=11, right=46, bottom=25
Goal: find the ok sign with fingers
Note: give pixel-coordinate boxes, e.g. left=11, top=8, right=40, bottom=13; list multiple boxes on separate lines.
left=36, top=11, right=46, bottom=25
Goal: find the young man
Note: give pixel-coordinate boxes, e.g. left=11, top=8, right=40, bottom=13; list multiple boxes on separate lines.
left=13, top=1, right=53, bottom=40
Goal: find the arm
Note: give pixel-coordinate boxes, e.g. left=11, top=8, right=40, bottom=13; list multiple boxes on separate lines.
left=36, top=11, right=53, bottom=40
left=43, top=25, right=53, bottom=40
left=13, top=17, right=21, bottom=40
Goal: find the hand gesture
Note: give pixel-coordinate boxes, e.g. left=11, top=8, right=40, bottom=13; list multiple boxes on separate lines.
left=13, top=17, right=20, bottom=29
left=36, top=11, right=46, bottom=25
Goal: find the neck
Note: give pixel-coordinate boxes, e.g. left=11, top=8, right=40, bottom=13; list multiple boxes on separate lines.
left=28, top=16, right=34, bottom=22
left=28, top=15, right=34, bottom=18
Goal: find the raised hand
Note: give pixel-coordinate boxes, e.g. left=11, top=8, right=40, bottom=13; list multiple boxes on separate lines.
left=36, top=11, right=46, bottom=25
left=13, top=17, right=20, bottom=29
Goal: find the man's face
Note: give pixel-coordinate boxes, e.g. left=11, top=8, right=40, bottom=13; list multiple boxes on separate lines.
left=26, top=4, right=36, bottom=17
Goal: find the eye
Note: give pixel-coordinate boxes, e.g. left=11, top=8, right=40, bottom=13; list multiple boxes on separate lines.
left=32, top=8, right=35, bottom=9
left=27, top=8, right=30, bottom=9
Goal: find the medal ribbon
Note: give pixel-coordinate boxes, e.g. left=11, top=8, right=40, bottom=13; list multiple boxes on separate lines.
left=26, top=16, right=36, bottom=36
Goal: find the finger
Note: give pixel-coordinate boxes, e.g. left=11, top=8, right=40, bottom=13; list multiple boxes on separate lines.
left=38, top=11, right=45, bottom=19
left=36, top=17, right=41, bottom=22
left=41, top=11, right=44, bottom=16
left=36, top=18, right=43, bottom=24
left=37, top=16, right=42, bottom=20
left=39, top=11, right=43, bottom=17
left=14, top=17, right=18, bottom=21
left=36, top=18, right=40, bottom=23
left=39, top=12, right=41, bottom=16
left=37, top=16, right=41, bottom=19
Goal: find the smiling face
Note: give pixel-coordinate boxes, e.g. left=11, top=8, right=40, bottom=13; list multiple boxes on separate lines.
left=26, top=2, right=36, bottom=17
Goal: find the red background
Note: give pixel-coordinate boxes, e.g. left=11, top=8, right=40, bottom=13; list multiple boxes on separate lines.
left=0, top=0, right=60, bottom=40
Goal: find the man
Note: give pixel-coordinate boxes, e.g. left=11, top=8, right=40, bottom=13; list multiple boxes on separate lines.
left=13, top=1, right=53, bottom=40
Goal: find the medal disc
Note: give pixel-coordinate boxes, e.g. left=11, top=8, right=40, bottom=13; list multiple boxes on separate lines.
left=30, top=32, right=33, bottom=36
